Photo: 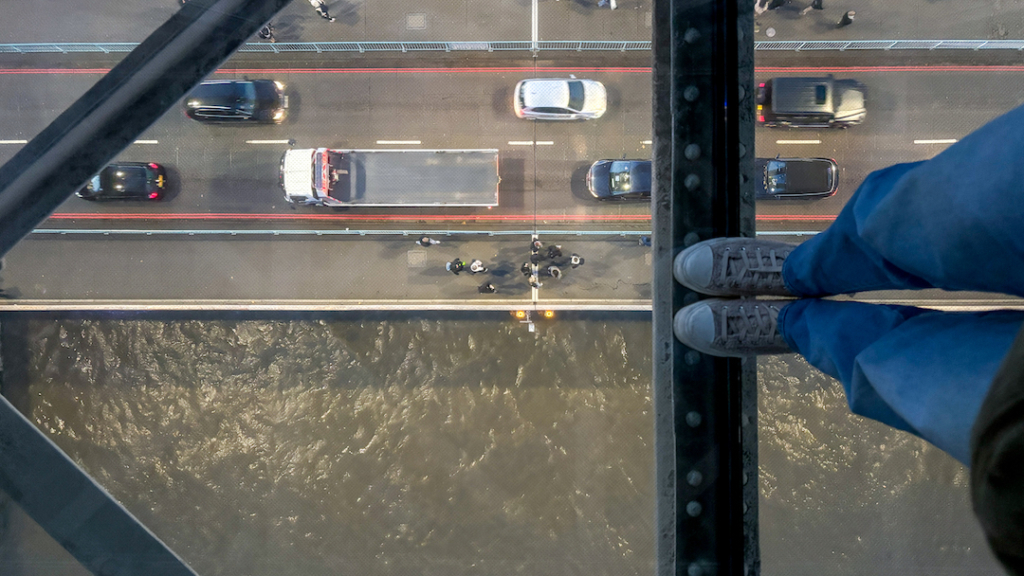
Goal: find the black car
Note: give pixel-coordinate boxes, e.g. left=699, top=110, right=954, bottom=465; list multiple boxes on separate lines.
left=184, top=79, right=288, bottom=124
left=586, top=160, right=652, bottom=200
left=756, top=157, right=838, bottom=200
left=76, top=163, right=167, bottom=201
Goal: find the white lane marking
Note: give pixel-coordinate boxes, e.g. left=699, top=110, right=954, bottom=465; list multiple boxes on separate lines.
left=245, top=139, right=291, bottom=144
left=641, top=140, right=652, bottom=145
left=376, top=140, right=421, bottom=145
left=0, top=140, right=28, bottom=144
left=775, top=139, right=821, bottom=144
left=913, top=139, right=957, bottom=145
left=134, top=140, right=158, bottom=144
left=508, top=141, right=554, bottom=146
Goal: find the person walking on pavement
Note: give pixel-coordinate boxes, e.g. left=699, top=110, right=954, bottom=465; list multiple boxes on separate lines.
left=521, top=262, right=532, bottom=277
left=639, top=236, right=652, bottom=247
left=800, top=0, right=822, bottom=16
left=529, top=276, right=543, bottom=290
left=547, top=245, right=563, bottom=260
left=446, top=259, right=465, bottom=275
left=257, top=22, right=276, bottom=43
left=836, top=10, right=854, bottom=27
left=570, top=254, right=585, bottom=269
left=531, top=239, right=543, bottom=254
left=309, top=0, right=336, bottom=22
left=417, top=236, right=440, bottom=247
left=479, top=283, right=498, bottom=294
left=469, top=259, right=488, bottom=274
left=546, top=266, right=563, bottom=279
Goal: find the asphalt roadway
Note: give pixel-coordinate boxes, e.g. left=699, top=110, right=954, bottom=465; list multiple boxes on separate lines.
left=4, top=55, right=1024, bottom=306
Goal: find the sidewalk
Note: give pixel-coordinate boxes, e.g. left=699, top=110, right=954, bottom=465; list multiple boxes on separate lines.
left=753, top=0, right=1024, bottom=41
left=0, top=233, right=653, bottom=306
left=0, top=0, right=653, bottom=45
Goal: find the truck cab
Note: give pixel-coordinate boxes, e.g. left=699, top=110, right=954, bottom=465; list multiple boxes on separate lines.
left=280, top=148, right=345, bottom=206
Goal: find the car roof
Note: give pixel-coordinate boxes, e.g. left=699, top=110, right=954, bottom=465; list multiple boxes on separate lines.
left=187, top=80, right=251, bottom=105
left=522, top=79, right=570, bottom=109
left=771, top=76, right=834, bottom=114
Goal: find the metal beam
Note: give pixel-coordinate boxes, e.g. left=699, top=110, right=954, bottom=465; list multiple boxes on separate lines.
left=0, top=1, right=294, bottom=574
left=0, top=0, right=293, bottom=258
left=0, top=390, right=197, bottom=576
left=652, top=0, right=758, bottom=575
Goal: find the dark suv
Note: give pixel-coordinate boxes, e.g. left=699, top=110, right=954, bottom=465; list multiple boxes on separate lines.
left=757, top=75, right=866, bottom=128
left=184, top=79, right=288, bottom=124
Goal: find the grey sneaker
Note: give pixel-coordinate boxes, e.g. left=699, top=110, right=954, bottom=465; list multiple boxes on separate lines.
left=674, top=298, right=792, bottom=357
left=674, top=238, right=796, bottom=297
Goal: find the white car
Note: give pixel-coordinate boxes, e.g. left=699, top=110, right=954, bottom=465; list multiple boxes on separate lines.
left=513, top=78, right=607, bottom=120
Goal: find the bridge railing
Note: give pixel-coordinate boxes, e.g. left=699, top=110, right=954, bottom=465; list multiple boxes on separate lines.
left=4, top=39, right=1024, bottom=54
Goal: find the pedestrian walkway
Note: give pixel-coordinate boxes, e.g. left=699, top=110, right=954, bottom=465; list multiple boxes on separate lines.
left=753, top=0, right=1024, bottom=41
left=0, top=0, right=653, bottom=45
left=0, top=233, right=653, bottom=308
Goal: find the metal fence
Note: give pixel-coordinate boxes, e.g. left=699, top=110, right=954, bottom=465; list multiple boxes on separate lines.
left=756, top=39, right=1024, bottom=51
left=0, top=41, right=652, bottom=54
left=4, top=39, right=1024, bottom=54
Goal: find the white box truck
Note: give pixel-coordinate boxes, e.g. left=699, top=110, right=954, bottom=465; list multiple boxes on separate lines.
left=280, top=148, right=500, bottom=207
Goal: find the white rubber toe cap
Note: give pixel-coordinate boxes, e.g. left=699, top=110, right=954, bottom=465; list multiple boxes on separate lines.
left=673, top=302, right=718, bottom=356
left=674, top=244, right=714, bottom=294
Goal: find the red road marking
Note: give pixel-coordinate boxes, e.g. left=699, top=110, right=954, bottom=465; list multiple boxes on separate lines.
left=7, top=65, right=1024, bottom=75
left=46, top=212, right=838, bottom=222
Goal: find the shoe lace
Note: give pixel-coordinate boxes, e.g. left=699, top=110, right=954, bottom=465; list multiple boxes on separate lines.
left=720, top=246, right=788, bottom=291
left=717, top=302, right=783, bottom=348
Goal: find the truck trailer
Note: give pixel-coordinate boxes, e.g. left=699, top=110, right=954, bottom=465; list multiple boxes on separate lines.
left=280, top=148, right=500, bottom=207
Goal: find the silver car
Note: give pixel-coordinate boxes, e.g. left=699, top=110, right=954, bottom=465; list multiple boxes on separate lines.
left=513, top=78, right=607, bottom=120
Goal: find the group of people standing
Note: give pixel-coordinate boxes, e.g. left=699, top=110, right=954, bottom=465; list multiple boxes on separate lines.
left=520, top=240, right=584, bottom=290
left=419, top=236, right=585, bottom=294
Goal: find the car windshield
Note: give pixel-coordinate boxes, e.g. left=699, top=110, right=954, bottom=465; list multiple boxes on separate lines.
left=610, top=161, right=632, bottom=192
left=567, top=80, right=585, bottom=111
left=765, top=159, right=786, bottom=193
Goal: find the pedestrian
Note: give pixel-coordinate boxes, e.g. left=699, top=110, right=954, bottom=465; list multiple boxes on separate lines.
left=529, top=276, right=543, bottom=289
left=546, top=266, right=562, bottom=279
left=800, top=0, right=822, bottom=15
left=416, top=236, right=440, bottom=247
left=754, top=0, right=769, bottom=14
left=639, top=236, right=652, bottom=247
left=257, top=23, right=276, bottom=43
left=530, top=252, right=544, bottom=265
left=446, top=259, right=465, bottom=275
left=532, top=239, right=544, bottom=252
left=767, top=0, right=786, bottom=10
left=836, top=10, right=854, bottom=27
left=547, top=245, right=563, bottom=260
left=309, top=0, right=336, bottom=22
left=469, top=259, right=488, bottom=274
left=521, top=262, right=532, bottom=277
left=479, top=282, right=498, bottom=294
left=570, top=254, right=584, bottom=269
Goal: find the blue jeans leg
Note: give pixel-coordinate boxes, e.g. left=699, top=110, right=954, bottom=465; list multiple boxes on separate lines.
left=783, top=102, right=1024, bottom=298
left=778, top=299, right=1024, bottom=465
